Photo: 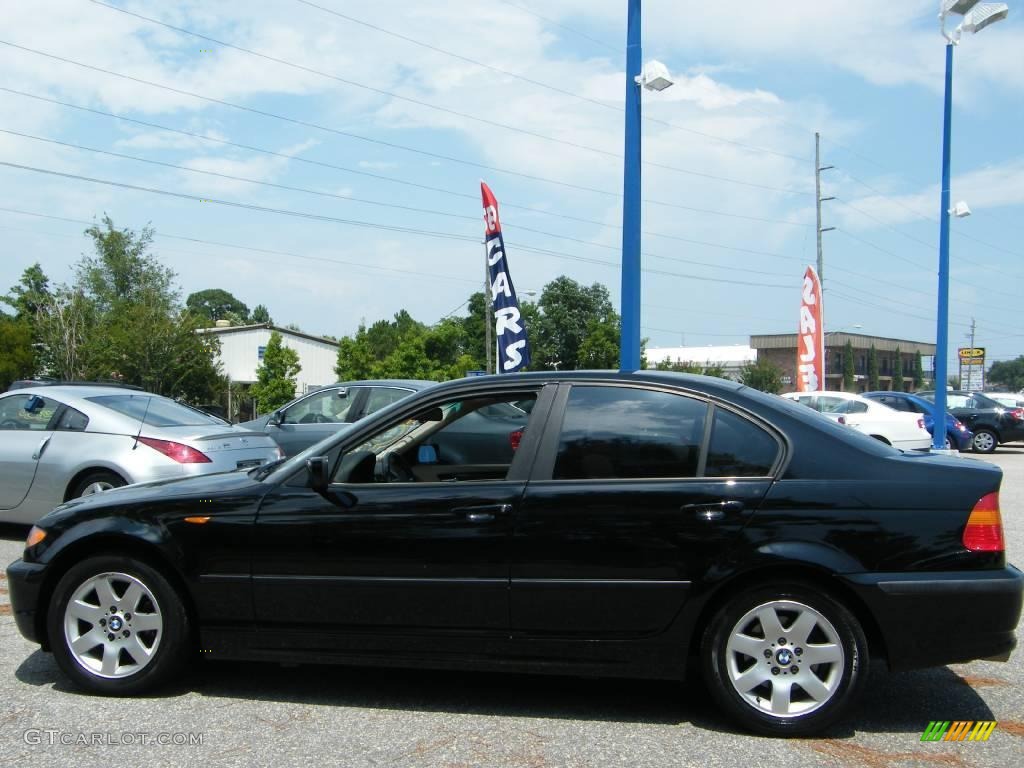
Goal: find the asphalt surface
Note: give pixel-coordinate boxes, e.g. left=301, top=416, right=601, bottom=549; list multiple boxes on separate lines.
left=2, top=449, right=1023, bottom=767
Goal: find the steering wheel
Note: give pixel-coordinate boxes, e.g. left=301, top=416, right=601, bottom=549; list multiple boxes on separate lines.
left=381, top=452, right=416, bottom=483
left=0, top=418, right=23, bottom=429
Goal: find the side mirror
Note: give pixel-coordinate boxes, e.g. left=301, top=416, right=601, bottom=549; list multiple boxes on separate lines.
left=335, top=388, right=348, bottom=399
left=307, top=456, right=330, bottom=493
left=267, top=410, right=284, bottom=427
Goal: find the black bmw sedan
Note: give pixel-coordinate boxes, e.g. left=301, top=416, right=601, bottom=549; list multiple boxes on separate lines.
left=6, top=372, right=1022, bottom=737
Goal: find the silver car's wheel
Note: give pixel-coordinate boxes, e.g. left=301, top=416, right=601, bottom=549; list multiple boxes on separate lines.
left=63, top=572, right=163, bottom=679
left=972, top=429, right=997, bottom=454
left=80, top=481, right=116, bottom=496
left=724, top=600, right=844, bottom=718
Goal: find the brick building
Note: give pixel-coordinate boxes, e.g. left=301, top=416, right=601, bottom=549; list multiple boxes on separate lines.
left=750, top=332, right=935, bottom=393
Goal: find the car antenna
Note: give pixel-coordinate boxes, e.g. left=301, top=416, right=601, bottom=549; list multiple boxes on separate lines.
left=132, top=396, right=153, bottom=451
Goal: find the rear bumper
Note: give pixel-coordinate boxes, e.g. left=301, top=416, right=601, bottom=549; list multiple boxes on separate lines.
left=5, top=558, right=47, bottom=646
left=839, top=566, right=1023, bottom=671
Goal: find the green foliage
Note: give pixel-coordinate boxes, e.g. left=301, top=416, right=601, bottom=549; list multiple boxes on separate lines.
left=532, top=277, right=617, bottom=370
left=0, top=315, right=35, bottom=389
left=913, top=350, right=925, bottom=388
left=867, top=345, right=879, bottom=390
left=186, top=288, right=250, bottom=325
left=652, top=359, right=729, bottom=378
left=78, top=216, right=174, bottom=312
left=3, top=263, right=50, bottom=321
left=893, top=348, right=904, bottom=392
left=842, top=340, right=855, bottom=392
left=738, top=358, right=783, bottom=394
left=577, top=317, right=620, bottom=369
left=250, top=332, right=301, bottom=413
left=251, top=304, right=272, bottom=324
left=988, top=356, right=1024, bottom=391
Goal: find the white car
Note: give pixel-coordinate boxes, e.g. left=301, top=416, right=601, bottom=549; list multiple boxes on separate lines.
left=781, top=391, right=932, bottom=451
left=985, top=392, right=1024, bottom=409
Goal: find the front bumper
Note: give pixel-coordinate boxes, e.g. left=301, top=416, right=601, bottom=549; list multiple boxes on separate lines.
left=5, top=558, right=48, bottom=646
left=840, top=566, right=1023, bottom=671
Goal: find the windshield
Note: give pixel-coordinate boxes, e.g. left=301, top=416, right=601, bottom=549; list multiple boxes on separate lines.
left=87, top=394, right=224, bottom=427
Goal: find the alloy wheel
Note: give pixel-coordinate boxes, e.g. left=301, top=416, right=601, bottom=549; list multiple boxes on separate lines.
left=723, top=599, right=845, bottom=718
left=63, top=572, right=163, bottom=679
left=80, top=481, right=116, bottom=496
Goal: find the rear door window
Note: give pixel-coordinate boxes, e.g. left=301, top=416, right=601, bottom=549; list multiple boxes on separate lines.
left=705, top=408, right=779, bottom=477
left=363, top=387, right=414, bottom=417
left=553, top=386, right=708, bottom=479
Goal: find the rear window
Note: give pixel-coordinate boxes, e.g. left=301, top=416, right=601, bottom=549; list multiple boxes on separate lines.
left=87, top=394, right=223, bottom=427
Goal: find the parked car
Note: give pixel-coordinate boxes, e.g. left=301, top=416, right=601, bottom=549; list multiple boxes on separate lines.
left=8, top=371, right=1021, bottom=738
left=985, top=392, right=1024, bottom=409
left=780, top=391, right=931, bottom=450
left=239, top=380, right=435, bottom=456
left=0, top=385, right=282, bottom=524
left=917, top=390, right=1024, bottom=453
left=862, top=391, right=973, bottom=451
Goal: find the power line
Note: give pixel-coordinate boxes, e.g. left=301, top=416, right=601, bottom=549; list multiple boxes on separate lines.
left=1, top=86, right=812, bottom=228
left=0, top=39, right=811, bottom=197
left=0, top=165, right=794, bottom=290
left=494, top=0, right=621, bottom=53
left=287, top=0, right=809, bottom=164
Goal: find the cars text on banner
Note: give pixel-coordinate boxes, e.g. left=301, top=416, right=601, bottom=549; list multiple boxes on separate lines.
left=481, top=181, right=531, bottom=373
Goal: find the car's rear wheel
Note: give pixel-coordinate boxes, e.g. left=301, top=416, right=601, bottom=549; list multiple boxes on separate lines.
left=702, top=583, right=869, bottom=737
left=48, top=555, right=190, bottom=695
left=971, top=429, right=998, bottom=454
left=71, top=471, right=126, bottom=499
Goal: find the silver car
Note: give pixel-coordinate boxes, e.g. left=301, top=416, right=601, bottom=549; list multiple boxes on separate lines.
left=0, top=385, right=282, bottom=524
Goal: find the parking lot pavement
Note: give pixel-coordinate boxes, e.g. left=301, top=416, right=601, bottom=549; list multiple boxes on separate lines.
left=2, top=450, right=1023, bottom=768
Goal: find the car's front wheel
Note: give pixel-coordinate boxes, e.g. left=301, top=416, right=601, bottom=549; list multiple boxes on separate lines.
left=702, top=582, right=869, bottom=737
left=971, top=429, right=998, bottom=454
left=48, top=555, right=191, bottom=695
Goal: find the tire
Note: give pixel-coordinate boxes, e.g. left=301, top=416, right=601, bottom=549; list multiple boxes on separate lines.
left=702, top=582, right=869, bottom=737
left=47, top=555, right=191, bottom=695
left=944, top=435, right=954, bottom=450
left=70, top=471, right=127, bottom=499
left=971, top=429, right=998, bottom=454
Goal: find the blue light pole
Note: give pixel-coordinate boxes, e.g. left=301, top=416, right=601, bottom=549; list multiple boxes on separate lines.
left=931, top=1, right=1009, bottom=450
left=620, top=0, right=642, bottom=372
left=932, top=40, right=954, bottom=450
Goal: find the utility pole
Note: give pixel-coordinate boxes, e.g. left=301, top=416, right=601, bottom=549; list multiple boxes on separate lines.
left=968, top=317, right=976, bottom=350
left=484, top=241, right=492, bottom=375
left=815, top=132, right=835, bottom=287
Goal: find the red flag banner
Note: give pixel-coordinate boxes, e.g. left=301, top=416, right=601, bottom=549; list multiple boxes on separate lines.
left=796, top=266, right=824, bottom=392
left=481, top=181, right=531, bottom=372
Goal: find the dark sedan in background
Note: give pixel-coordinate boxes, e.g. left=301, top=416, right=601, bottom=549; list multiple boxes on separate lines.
left=863, top=390, right=973, bottom=451
left=239, top=379, right=434, bottom=456
left=7, top=372, right=1021, bottom=738
left=917, top=389, right=1024, bottom=453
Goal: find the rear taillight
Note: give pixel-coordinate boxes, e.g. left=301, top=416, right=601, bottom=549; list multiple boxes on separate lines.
left=917, top=418, right=925, bottom=430
left=837, top=415, right=846, bottom=425
left=1009, top=408, right=1024, bottom=421
left=510, top=429, right=523, bottom=451
left=962, top=492, right=1004, bottom=552
left=137, top=437, right=212, bottom=464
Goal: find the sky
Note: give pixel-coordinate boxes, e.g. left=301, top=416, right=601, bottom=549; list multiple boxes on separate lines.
left=1, top=0, right=1021, bottom=377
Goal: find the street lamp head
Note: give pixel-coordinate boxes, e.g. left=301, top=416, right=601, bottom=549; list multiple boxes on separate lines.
left=961, top=2, right=1009, bottom=32
left=940, top=0, right=982, bottom=18
left=950, top=200, right=972, bottom=217
left=636, top=60, right=674, bottom=92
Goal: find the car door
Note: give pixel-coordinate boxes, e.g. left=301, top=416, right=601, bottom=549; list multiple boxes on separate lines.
left=511, top=383, right=782, bottom=639
left=250, top=384, right=551, bottom=640
left=269, top=386, right=367, bottom=456
left=353, top=385, right=416, bottom=421
left=0, top=393, right=60, bottom=511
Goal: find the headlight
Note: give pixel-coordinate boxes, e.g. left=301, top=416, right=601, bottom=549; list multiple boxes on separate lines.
left=25, top=526, right=46, bottom=548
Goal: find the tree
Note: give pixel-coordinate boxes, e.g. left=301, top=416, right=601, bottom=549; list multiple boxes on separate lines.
left=78, top=216, right=173, bottom=312
left=842, top=340, right=855, bottom=392
left=867, top=345, right=879, bottom=390
left=577, top=317, right=620, bottom=369
left=738, top=359, right=783, bottom=394
left=35, top=286, right=93, bottom=381
left=913, top=351, right=925, bottom=389
left=533, top=277, right=618, bottom=370
left=4, top=263, right=50, bottom=321
left=893, top=348, right=904, bottom=392
left=251, top=304, right=272, bottom=324
left=251, top=332, right=301, bottom=413
left=988, top=356, right=1024, bottom=391
left=0, top=315, right=35, bottom=389
left=186, top=289, right=250, bottom=325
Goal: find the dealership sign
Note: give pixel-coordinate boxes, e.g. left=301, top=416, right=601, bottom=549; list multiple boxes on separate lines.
left=958, top=347, right=985, bottom=392
left=796, top=266, right=824, bottom=392
left=481, top=182, right=531, bottom=373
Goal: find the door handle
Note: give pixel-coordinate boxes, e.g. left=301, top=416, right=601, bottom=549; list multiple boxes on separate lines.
left=452, top=503, right=512, bottom=523
left=681, top=500, right=745, bottom=521
left=32, top=435, right=51, bottom=460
